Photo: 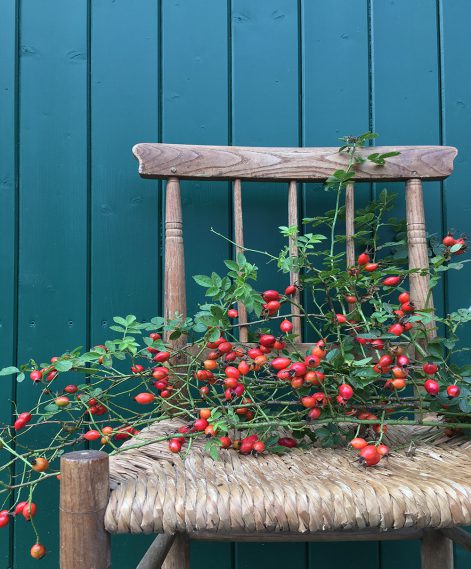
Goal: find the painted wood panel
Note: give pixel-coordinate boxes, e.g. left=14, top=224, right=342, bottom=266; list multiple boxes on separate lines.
left=231, top=1, right=302, bottom=565
left=439, top=3, right=471, bottom=565
left=13, top=1, right=89, bottom=567
left=162, top=1, right=234, bottom=566
left=301, top=2, right=379, bottom=567
left=371, top=2, right=442, bottom=565
left=0, top=1, right=470, bottom=568
left=91, top=0, right=161, bottom=565
left=0, top=2, right=17, bottom=566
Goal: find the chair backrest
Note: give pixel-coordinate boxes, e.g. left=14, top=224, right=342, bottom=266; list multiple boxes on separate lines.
left=133, top=143, right=457, bottom=342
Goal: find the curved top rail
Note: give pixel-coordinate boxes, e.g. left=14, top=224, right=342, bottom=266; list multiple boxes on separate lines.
left=133, top=143, right=457, bottom=182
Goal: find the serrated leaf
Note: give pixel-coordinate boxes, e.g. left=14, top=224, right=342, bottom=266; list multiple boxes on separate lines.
left=110, top=325, right=126, bottom=333
left=113, top=316, right=128, bottom=326
left=224, top=259, right=238, bottom=271
left=193, top=274, right=213, bottom=287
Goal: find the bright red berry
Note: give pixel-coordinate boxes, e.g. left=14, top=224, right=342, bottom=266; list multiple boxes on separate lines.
left=383, top=276, right=401, bottom=287
left=447, top=385, right=461, bottom=398
left=134, top=392, right=155, bottom=405
left=280, top=319, right=293, bottom=333
left=338, top=384, right=354, bottom=400
left=357, top=252, right=370, bottom=265
left=424, top=379, right=440, bottom=396
left=29, top=370, right=42, bottom=383
left=285, top=284, right=296, bottom=296
left=423, top=362, right=438, bottom=375
left=262, top=290, right=280, bottom=302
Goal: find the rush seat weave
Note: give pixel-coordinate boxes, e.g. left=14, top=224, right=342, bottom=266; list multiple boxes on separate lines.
left=104, top=420, right=471, bottom=535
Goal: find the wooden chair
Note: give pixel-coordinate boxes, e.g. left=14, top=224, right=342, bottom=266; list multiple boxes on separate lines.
left=59, top=143, right=471, bottom=569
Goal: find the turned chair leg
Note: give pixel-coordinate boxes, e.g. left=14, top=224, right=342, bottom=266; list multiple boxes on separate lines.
left=162, top=534, right=190, bottom=569
left=421, top=529, right=453, bottom=569
left=60, top=450, right=111, bottom=569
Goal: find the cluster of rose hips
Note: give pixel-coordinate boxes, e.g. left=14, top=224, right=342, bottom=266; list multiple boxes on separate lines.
left=349, top=437, right=390, bottom=467
left=0, top=502, right=45, bottom=558
left=442, top=232, right=467, bottom=255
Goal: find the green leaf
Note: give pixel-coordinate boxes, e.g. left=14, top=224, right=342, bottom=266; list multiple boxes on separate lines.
left=109, top=325, right=126, bottom=333
left=16, top=372, right=25, bottom=383
left=367, top=151, right=400, bottom=166
left=113, top=316, right=128, bottom=326
left=55, top=360, right=73, bottom=372
left=0, top=366, right=20, bottom=376
left=224, top=259, right=238, bottom=271
left=193, top=274, right=213, bottom=287
left=125, top=314, right=137, bottom=325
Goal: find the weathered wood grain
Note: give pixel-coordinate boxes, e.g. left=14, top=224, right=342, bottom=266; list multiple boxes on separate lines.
left=133, top=144, right=457, bottom=182
left=190, top=528, right=424, bottom=542
left=405, top=178, right=436, bottom=338
left=162, top=534, right=190, bottom=569
left=345, top=182, right=356, bottom=268
left=233, top=179, right=248, bottom=342
left=421, top=529, right=453, bottom=569
left=164, top=177, right=186, bottom=334
left=441, top=527, right=471, bottom=553
left=136, top=534, right=175, bottom=569
left=60, top=451, right=110, bottom=569
left=288, top=180, right=302, bottom=338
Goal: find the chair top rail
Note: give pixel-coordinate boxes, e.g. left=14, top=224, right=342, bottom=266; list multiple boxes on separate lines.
left=133, top=143, right=457, bottom=182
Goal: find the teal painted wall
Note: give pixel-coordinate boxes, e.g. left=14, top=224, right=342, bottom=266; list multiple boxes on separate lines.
left=1, top=1, right=471, bottom=567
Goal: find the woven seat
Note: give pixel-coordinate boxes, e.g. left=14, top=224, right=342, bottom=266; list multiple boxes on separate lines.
left=105, top=420, right=471, bottom=536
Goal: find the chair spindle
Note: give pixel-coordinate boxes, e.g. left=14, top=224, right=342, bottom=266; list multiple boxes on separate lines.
left=288, top=180, right=302, bottom=339
left=345, top=182, right=356, bottom=268
left=164, top=177, right=187, bottom=346
left=233, top=179, right=249, bottom=342
left=405, top=178, right=435, bottom=338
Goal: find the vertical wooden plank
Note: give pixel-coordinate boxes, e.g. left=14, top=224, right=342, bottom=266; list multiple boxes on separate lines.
left=372, top=1, right=442, bottom=566
left=232, top=0, right=299, bottom=290
left=163, top=1, right=233, bottom=566
left=440, top=4, right=471, bottom=567
left=91, top=0, right=160, bottom=565
left=302, top=3, right=376, bottom=566
left=15, top=1, right=89, bottom=567
left=301, top=0, right=371, bottom=346
left=163, top=0, right=230, bottom=318
left=232, top=1, right=304, bottom=567
left=0, top=1, right=17, bottom=566
left=440, top=0, right=471, bottom=376
left=372, top=0, right=444, bottom=332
